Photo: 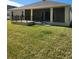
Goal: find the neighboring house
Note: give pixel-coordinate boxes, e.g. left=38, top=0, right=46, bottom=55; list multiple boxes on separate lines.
left=7, top=5, right=17, bottom=20
left=9, top=0, right=71, bottom=26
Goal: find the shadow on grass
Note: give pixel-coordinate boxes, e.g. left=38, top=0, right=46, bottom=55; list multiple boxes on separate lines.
left=11, top=22, right=34, bottom=26
left=11, top=22, right=72, bottom=28
left=50, top=25, right=72, bottom=28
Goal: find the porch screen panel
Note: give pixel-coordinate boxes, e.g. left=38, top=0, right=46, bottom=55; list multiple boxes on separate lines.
left=25, top=10, right=31, bottom=20
left=33, top=8, right=50, bottom=22
left=53, top=7, right=65, bottom=23
left=33, top=9, right=42, bottom=22
left=44, top=9, right=50, bottom=22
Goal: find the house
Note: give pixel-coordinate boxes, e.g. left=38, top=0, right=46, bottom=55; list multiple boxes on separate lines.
left=9, top=0, right=71, bottom=26
left=7, top=5, right=17, bottom=20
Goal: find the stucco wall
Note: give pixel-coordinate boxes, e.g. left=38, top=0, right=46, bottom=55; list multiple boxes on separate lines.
left=65, top=6, right=70, bottom=26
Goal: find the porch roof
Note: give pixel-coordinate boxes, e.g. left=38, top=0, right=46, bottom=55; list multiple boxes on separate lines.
left=9, top=1, right=69, bottom=10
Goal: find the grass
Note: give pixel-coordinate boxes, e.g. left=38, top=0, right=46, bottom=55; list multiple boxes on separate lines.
left=7, top=21, right=72, bottom=59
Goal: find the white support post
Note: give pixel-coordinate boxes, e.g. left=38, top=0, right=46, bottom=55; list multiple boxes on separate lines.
left=31, top=9, right=33, bottom=21
left=65, top=6, right=70, bottom=26
left=50, top=8, right=53, bottom=23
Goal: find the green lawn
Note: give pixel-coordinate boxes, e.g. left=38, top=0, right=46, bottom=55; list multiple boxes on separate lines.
left=7, top=21, right=72, bottom=59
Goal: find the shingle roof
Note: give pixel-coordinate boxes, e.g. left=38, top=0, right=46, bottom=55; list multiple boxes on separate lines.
left=9, top=1, right=69, bottom=10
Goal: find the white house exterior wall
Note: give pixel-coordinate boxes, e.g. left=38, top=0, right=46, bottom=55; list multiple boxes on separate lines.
left=65, top=6, right=70, bottom=26
left=10, top=6, right=70, bottom=26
